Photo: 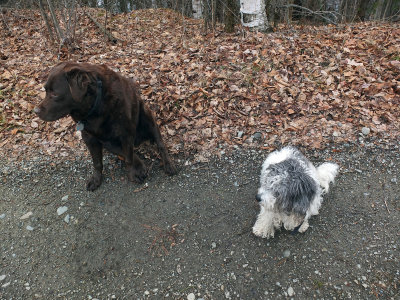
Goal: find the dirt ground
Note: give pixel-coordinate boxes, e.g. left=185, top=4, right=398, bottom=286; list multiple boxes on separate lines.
left=0, top=144, right=399, bottom=299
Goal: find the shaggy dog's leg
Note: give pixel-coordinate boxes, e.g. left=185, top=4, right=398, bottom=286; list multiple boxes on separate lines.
left=298, top=219, right=310, bottom=233
left=253, top=208, right=276, bottom=238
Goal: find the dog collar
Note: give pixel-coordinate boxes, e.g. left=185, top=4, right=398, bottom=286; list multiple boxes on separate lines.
left=76, top=79, right=103, bottom=131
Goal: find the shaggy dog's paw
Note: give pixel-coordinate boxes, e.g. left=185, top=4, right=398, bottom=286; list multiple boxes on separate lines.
left=86, top=174, right=102, bottom=191
left=252, top=225, right=275, bottom=239
left=298, top=220, right=309, bottom=233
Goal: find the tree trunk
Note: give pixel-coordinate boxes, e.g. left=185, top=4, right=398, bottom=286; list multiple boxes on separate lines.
left=224, top=0, right=236, bottom=32
left=119, top=0, right=128, bottom=12
left=192, top=0, right=203, bottom=19
left=240, top=0, right=268, bottom=31
left=47, top=0, right=64, bottom=41
left=38, top=0, right=56, bottom=44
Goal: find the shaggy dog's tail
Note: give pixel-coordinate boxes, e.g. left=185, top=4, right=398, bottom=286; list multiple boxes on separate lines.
left=316, top=162, right=339, bottom=193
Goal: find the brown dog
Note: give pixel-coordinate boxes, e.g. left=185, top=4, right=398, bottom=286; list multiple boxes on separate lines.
left=34, top=61, right=177, bottom=191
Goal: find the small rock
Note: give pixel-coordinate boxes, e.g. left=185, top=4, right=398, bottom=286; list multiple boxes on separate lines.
left=211, top=242, right=217, bottom=249
left=187, top=293, right=195, bottom=300
left=361, top=127, right=370, bottom=135
left=287, top=287, right=294, bottom=296
left=20, top=211, right=33, bottom=220
left=144, top=290, right=150, bottom=295
left=0, top=275, right=6, bottom=281
left=61, top=195, right=69, bottom=201
left=253, top=132, right=262, bottom=140
left=64, top=214, right=70, bottom=223
left=26, top=225, right=34, bottom=231
left=0, top=213, right=6, bottom=219
left=237, top=131, right=244, bottom=138
left=283, top=250, right=290, bottom=257
left=2, top=282, right=10, bottom=288
left=57, top=206, right=68, bottom=216
left=333, top=131, right=340, bottom=137
left=391, top=177, right=397, bottom=183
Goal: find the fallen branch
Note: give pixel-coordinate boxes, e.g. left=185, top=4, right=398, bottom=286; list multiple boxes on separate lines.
left=282, top=4, right=339, bottom=25
left=84, top=9, right=118, bottom=43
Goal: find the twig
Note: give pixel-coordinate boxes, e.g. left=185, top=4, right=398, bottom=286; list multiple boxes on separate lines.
left=84, top=9, right=118, bottom=43
left=133, top=182, right=149, bottom=193
left=384, top=197, right=390, bottom=214
left=213, top=107, right=225, bottom=119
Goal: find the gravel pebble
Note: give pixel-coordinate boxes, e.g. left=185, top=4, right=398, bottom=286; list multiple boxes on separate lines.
left=361, top=127, right=370, bottom=135
left=57, top=206, right=68, bottom=216
left=288, top=286, right=294, bottom=296
left=20, top=212, right=33, bottom=220
left=187, top=293, right=195, bottom=300
left=64, top=214, right=70, bottom=223
left=253, top=132, right=262, bottom=140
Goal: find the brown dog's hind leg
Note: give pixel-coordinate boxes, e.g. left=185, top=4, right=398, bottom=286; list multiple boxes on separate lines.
left=140, top=107, right=177, bottom=176
left=82, top=131, right=103, bottom=191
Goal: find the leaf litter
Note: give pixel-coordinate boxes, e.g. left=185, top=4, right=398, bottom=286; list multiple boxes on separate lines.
left=0, top=8, right=399, bottom=163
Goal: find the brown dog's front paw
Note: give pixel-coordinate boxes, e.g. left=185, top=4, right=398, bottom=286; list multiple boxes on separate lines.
left=164, top=161, right=178, bottom=176
left=86, top=174, right=102, bottom=191
left=128, top=166, right=148, bottom=183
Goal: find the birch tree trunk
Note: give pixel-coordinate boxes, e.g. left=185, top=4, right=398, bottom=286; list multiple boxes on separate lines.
left=240, top=0, right=268, bottom=31
left=192, top=0, right=203, bottom=19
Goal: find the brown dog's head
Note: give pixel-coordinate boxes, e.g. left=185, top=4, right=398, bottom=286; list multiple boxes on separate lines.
left=34, top=62, right=96, bottom=121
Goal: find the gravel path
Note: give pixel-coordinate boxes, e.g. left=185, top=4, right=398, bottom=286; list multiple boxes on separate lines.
left=1, top=144, right=399, bottom=299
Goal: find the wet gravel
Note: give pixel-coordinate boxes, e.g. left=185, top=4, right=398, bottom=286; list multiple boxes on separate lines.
left=1, top=142, right=399, bottom=299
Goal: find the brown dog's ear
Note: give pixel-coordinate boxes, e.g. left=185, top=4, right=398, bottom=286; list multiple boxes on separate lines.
left=65, top=67, right=94, bottom=102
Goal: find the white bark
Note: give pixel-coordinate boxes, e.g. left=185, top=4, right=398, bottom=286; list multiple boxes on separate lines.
left=192, top=0, right=203, bottom=19
left=240, top=0, right=268, bottom=30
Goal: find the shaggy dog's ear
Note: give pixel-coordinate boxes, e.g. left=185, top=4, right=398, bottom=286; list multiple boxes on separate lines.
left=64, top=66, right=95, bottom=102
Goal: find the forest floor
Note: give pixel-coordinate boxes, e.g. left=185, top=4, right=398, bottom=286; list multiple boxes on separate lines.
left=0, top=7, right=399, bottom=300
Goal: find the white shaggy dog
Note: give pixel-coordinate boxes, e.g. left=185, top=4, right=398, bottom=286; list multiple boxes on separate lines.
left=253, top=146, right=339, bottom=239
